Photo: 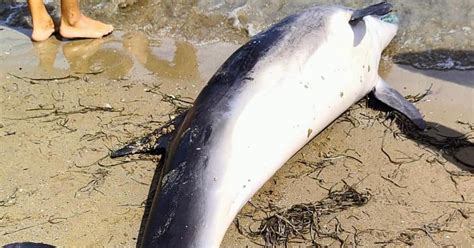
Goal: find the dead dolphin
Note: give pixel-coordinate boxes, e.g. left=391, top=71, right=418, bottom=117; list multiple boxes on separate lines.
left=130, top=2, right=425, bottom=247
left=1, top=2, right=426, bottom=248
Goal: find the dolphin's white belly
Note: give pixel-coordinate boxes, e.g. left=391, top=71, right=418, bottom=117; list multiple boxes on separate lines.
left=205, top=33, right=378, bottom=241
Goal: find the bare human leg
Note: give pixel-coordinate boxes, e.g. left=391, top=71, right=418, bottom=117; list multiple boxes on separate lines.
left=59, top=0, right=113, bottom=39
left=27, top=0, right=55, bottom=41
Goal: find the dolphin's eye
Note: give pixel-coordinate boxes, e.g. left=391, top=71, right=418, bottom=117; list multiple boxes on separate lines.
left=380, top=13, right=399, bottom=24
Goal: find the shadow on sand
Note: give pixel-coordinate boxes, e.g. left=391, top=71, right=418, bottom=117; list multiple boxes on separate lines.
left=393, top=49, right=474, bottom=87
left=401, top=120, right=474, bottom=170
left=366, top=94, right=474, bottom=171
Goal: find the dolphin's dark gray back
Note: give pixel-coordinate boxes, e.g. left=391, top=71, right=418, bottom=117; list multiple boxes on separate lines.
left=139, top=13, right=301, bottom=248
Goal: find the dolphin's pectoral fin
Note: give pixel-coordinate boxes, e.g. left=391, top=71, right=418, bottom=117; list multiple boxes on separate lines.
left=350, top=2, right=392, bottom=23
left=373, top=77, right=426, bottom=130
left=110, top=129, right=171, bottom=158
left=110, top=112, right=186, bottom=158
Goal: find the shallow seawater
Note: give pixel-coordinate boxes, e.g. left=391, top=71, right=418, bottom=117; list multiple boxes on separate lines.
left=85, top=0, right=474, bottom=70
left=1, top=0, right=473, bottom=70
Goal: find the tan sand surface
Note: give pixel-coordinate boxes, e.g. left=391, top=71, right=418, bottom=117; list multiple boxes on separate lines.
left=1, top=24, right=473, bottom=247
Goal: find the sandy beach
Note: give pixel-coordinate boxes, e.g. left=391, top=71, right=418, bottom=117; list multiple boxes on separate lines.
left=1, top=12, right=473, bottom=247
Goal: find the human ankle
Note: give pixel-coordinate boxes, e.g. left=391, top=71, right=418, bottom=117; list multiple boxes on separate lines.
left=32, top=12, right=53, bottom=27
left=61, top=12, right=82, bottom=26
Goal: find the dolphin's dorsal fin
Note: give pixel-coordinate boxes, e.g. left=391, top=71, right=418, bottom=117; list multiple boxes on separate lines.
left=350, top=2, right=393, bottom=23
left=373, top=77, right=426, bottom=130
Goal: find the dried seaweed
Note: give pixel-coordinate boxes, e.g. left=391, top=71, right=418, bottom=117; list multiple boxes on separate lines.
left=456, top=120, right=474, bottom=131
left=380, top=130, right=424, bottom=165
left=297, top=151, right=363, bottom=182
left=405, top=84, right=432, bottom=103
left=0, top=188, right=18, bottom=207
left=160, top=93, right=193, bottom=116
left=7, top=100, right=124, bottom=121
left=8, top=73, right=81, bottom=84
left=7, top=70, right=104, bottom=84
left=3, top=211, right=91, bottom=236
left=51, top=117, right=77, bottom=133
left=251, top=185, right=370, bottom=246
left=394, top=118, right=474, bottom=168
left=374, top=210, right=469, bottom=246
left=74, top=168, right=110, bottom=197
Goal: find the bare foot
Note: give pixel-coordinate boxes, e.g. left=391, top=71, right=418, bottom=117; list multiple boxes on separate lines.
left=31, top=15, right=55, bottom=42
left=60, top=14, right=113, bottom=39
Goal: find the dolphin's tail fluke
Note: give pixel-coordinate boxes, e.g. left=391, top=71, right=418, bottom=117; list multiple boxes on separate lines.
left=350, top=2, right=393, bottom=23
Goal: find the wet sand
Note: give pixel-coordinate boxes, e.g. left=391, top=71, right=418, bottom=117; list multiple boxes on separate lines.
left=0, top=24, right=473, bottom=247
